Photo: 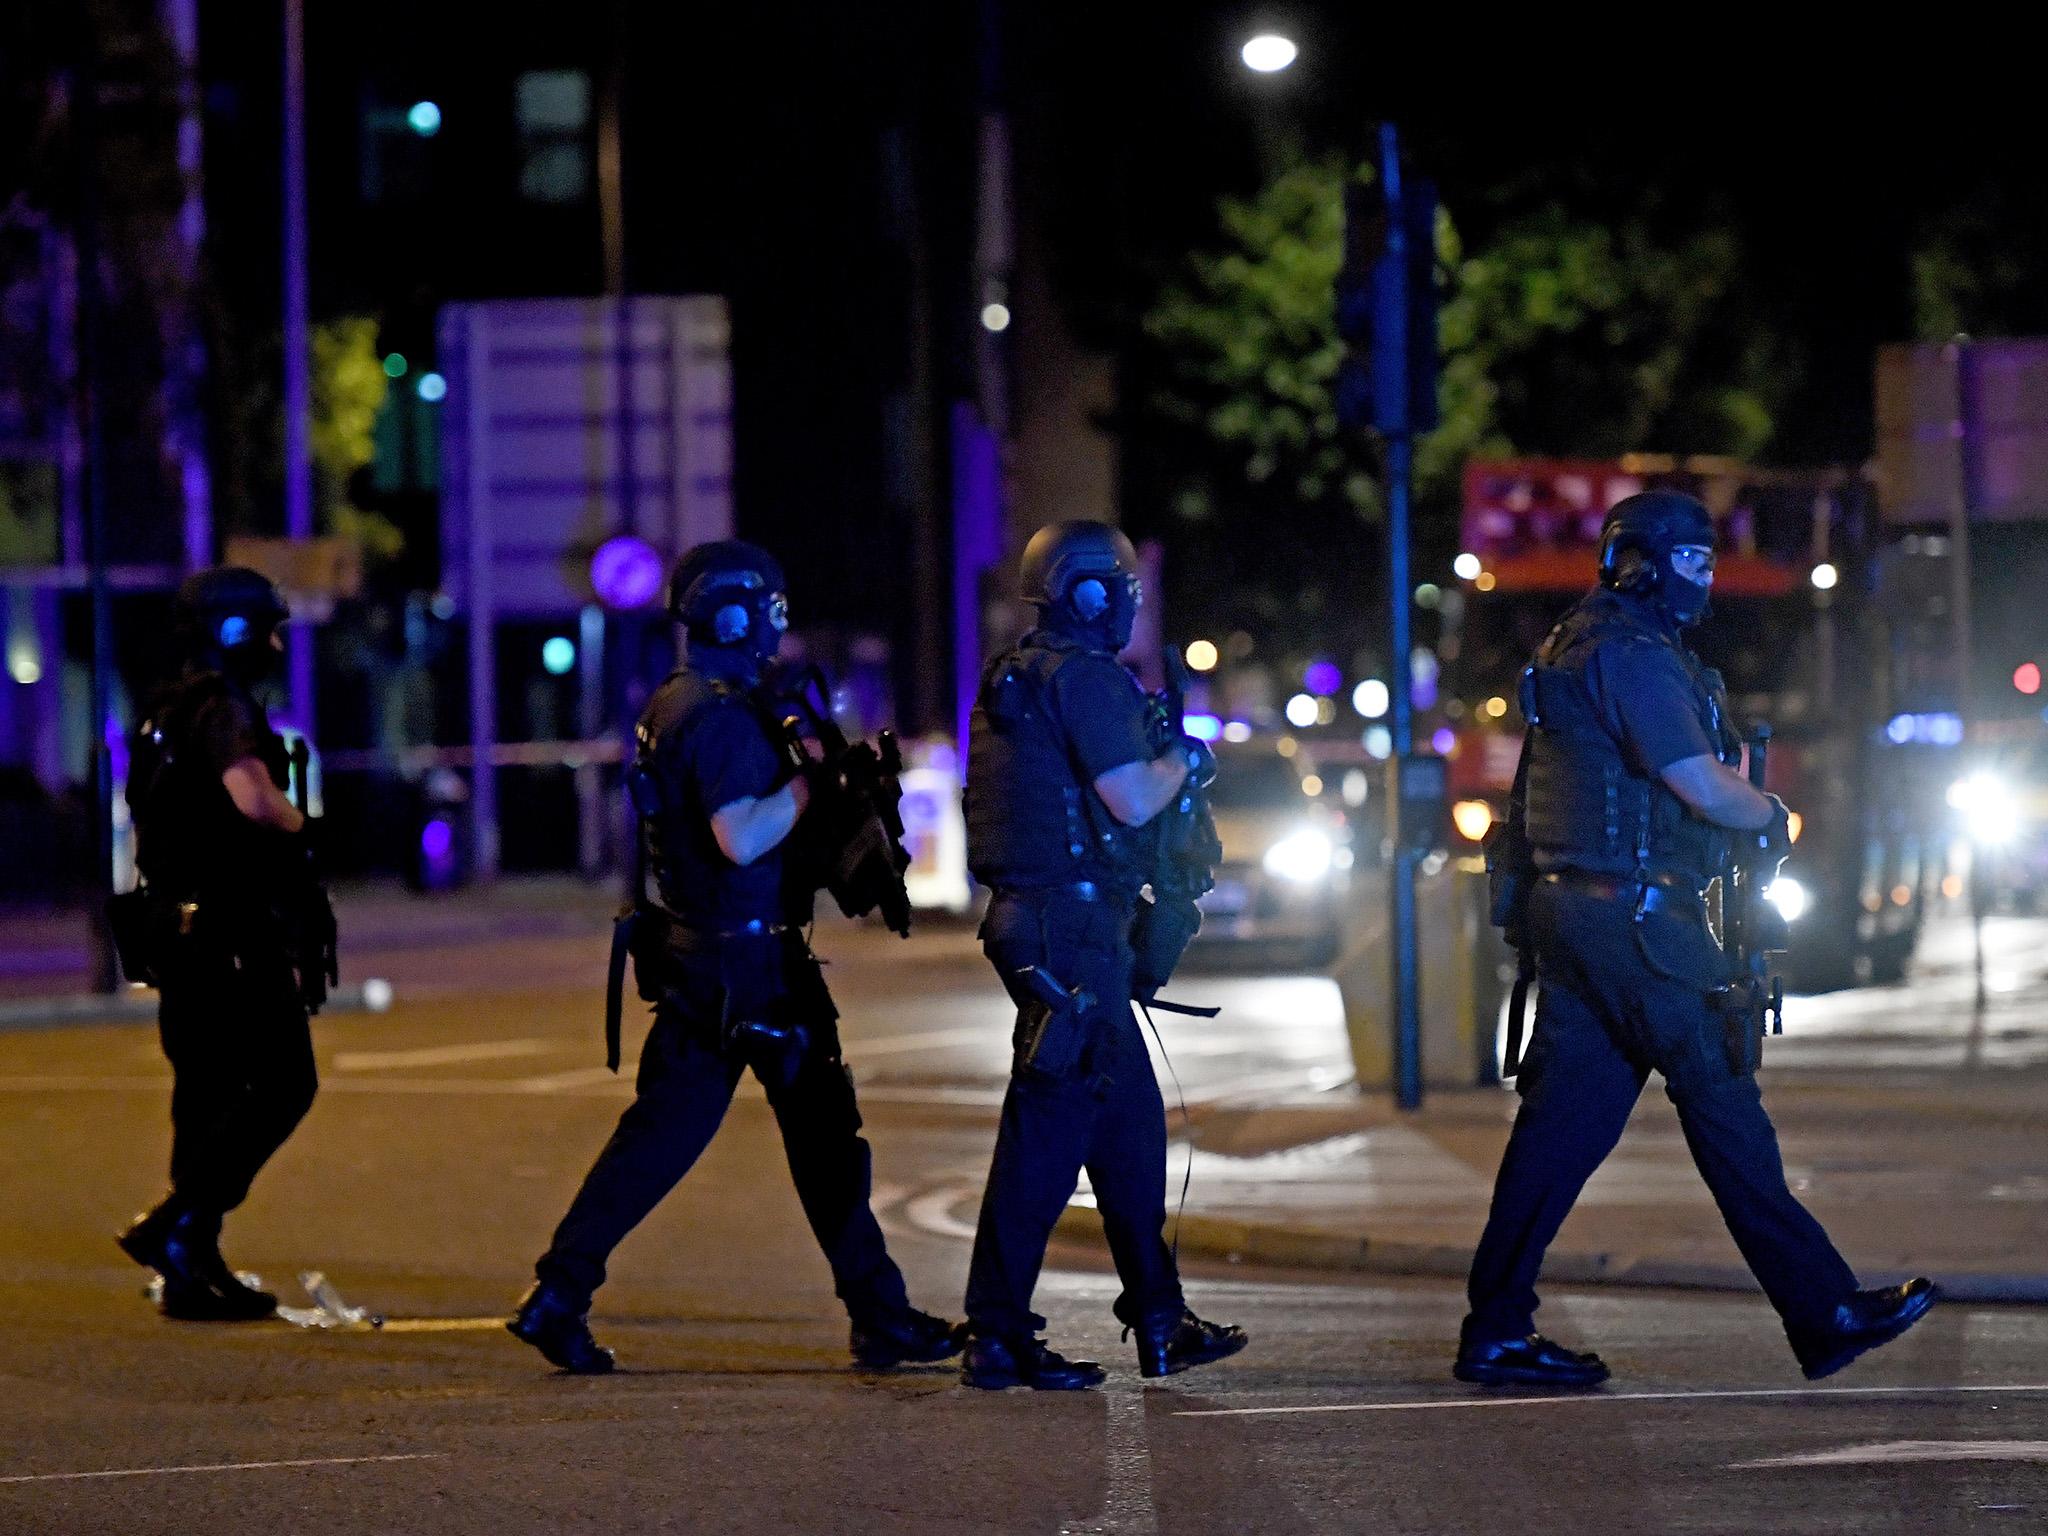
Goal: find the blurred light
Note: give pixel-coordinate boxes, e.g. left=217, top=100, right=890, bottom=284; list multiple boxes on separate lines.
left=421, top=818, right=454, bottom=861
left=1886, top=713, right=1913, bottom=744
left=1453, top=552, right=1482, bottom=581
left=416, top=371, right=448, bottom=402
left=1764, top=876, right=1809, bottom=922
left=1411, top=648, right=1439, bottom=710
left=1948, top=771, right=2022, bottom=845
left=1182, top=713, right=1222, bottom=742
left=1886, top=711, right=1963, bottom=746
left=1342, top=769, right=1369, bottom=806
left=382, top=352, right=408, bottom=378
left=1185, top=639, right=1219, bottom=672
left=1300, top=774, right=1323, bottom=797
left=1353, top=678, right=1389, bottom=718
left=1452, top=799, right=1494, bottom=843
left=6, top=644, right=40, bottom=685
left=1239, top=33, right=1298, bottom=72
left=1262, top=827, right=1333, bottom=883
left=2015, top=661, right=2042, bottom=695
left=362, top=977, right=395, bottom=1012
left=1415, top=582, right=1442, bottom=609
left=430, top=593, right=457, bottom=620
left=1483, top=695, right=1508, bottom=720
left=1431, top=726, right=1456, bottom=754
left=1474, top=571, right=1497, bottom=592
left=590, top=534, right=665, bottom=610
left=1891, top=884, right=1912, bottom=907
left=1222, top=720, right=1253, bottom=743
left=1304, top=658, right=1343, bottom=696
left=1364, top=725, right=1392, bottom=760
left=1284, top=693, right=1318, bottom=728
left=1942, top=873, right=1964, bottom=900
left=980, top=303, right=1011, bottom=333
left=1787, top=811, right=1803, bottom=843
left=1810, top=562, right=1839, bottom=591
left=407, top=100, right=442, bottom=136
left=1275, top=736, right=1298, bottom=758
left=541, top=636, right=576, bottom=676
left=1314, top=696, right=1337, bottom=725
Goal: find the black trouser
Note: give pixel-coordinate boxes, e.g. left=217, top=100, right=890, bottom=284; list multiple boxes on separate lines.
left=1465, top=878, right=1858, bottom=1344
left=156, top=954, right=318, bottom=1217
left=964, top=888, right=1185, bottom=1340
left=536, top=959, right=911, bottom=1325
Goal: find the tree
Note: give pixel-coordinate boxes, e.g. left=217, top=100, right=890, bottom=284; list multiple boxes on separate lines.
left=1132, top=156, right=1796, bottom=667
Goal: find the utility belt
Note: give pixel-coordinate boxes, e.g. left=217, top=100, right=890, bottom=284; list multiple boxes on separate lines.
left=1539, top=869, right=1706, bottom=920
left=605, top=905, right=806, bottom=1073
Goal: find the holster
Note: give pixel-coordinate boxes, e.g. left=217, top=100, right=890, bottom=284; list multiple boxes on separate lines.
left=107, top=888, right=160, bottom=987
left=1012, top=964, right=1093, bottom=1080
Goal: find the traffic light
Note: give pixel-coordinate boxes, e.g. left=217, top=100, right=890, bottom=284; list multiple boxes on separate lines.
left=1334, top=175, right=1439, bottom=436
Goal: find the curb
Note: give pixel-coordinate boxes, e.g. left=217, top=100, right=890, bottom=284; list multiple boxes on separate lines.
left=0, top=980, right=395, bottom=1033
left=1054, top=1205, right=2048, bottom=1307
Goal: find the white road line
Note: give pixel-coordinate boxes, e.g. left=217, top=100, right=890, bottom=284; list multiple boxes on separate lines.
left=1175, top=1383, right=2048, bottom=1419
left=1732, top=1439, right=2048, bottom=1469
left=514, top=1066, right=624, bottom=1093
left=333, top=1039, right=554, bottom=1072
left=0, top=1453, right=446, bottom=1485
left=905, top=1185, right=984, bottom=1242
left=845, top=1026, right=995, bottom=1057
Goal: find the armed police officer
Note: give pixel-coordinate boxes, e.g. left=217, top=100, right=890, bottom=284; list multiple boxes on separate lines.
left=510, top=539, right=963, bottom=1375
left=960, top=520, right=1246, bottom=1390
left=1459, top=492, right=1934, bottom=1387
left=117, top=568, right=332, bottom=1321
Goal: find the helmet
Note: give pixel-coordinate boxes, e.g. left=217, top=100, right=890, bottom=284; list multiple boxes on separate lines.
left=174, top=567, right=289, bottom=680
left=1019, top=520, right=1142, bottom=651
left=666, top=539, right=790, bottom=657
left=1597, top=491, right=1716, bottom=625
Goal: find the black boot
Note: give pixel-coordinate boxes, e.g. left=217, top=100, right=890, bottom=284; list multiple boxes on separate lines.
left=119, top=1201, right=273, bottom=1321
left=1130, top=1311, right=1248, bottom=1379
left=1454, top=1331, right=1609, bottom=1387
left=508, top=1281, right=615, bottom=1374
left=849, top=1307, right=969, bottom=1369
left=960, top=1334, right=1106, bottom=1391
left=1789, top=1278, right=1937, bottom=1381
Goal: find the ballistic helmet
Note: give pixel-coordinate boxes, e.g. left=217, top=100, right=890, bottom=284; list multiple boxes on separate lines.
left=1019, top=520, right=1143, bottom=651
left=1597, top=491, right=1717, bottom=626
left=174, top=567, right=290, bottom=680
left=666, top=539, right=790, bottom=654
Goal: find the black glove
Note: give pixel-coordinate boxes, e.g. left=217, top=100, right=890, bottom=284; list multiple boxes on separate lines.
left=1180, top=736, right=1218, bottom=791
left=1736, top=794, right=1792, bottom=872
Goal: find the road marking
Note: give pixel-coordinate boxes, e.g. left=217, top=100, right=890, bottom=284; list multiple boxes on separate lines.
left=1732, top=1440, right=2048, bottom=1469
left=377, top=1317, right=517, bottom=1334
left=905, top=1185, right=983, bottom=1242
left=514, top=1065, right=622, bottom=1093
left=846, top=1026, right=995, bottom=1057
left=1176, top=1384, right=2048, bottom=1419
left=1064, top=1389, right=1159, bottom=1535
left=333, top=1039, right=554, bottom=1072
left=0, top=1453, right=445, bottom=1485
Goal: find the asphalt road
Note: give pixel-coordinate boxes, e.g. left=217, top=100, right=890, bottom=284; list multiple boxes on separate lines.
left=1, top=914, right=2042, bottom=1533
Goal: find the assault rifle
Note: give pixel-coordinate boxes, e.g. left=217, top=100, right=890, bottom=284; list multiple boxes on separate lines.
left=282, top=736, right=339, bottom=1013
left=1144, top=650, right=1223, bottom=905
left=768, top=664, right=914, bottom=938
left=1720, top=724, right=1787, bottom=1070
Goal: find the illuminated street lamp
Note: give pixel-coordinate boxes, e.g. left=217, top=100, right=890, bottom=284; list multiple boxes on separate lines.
left=1239, top=33, right=1298, bottom=73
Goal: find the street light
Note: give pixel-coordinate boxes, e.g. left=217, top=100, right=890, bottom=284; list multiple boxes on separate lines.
left=1239, top=33, right=1298, bottom=73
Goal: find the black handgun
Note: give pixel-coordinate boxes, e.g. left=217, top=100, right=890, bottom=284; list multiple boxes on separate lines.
left=1012, top=964, right=1095, bottom=1079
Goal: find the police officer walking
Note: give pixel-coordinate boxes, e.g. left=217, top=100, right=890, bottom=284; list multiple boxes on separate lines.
left=960, top=521, right=1245, bottom=1390
left=1459, top=492, right=1934, bottom=1387
left=117, top=569, right=330, bottom=1321
left=510, top=540, right=964, bottom=1375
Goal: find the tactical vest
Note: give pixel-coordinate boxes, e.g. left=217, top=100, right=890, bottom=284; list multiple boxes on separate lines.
left=631, top=668, right=790, bottom=932
left=1521, top=590, right=1736, bottom=885
left=964, top=634, right=1148, bottom=895
left=130, top=672, right=287, bottom=899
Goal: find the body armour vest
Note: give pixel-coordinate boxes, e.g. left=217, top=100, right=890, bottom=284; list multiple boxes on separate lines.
left=1521, top=590, right=1737, bottom=886
left=964, top=633, right=1148, bottom=895
left=633, top=668, right=795, bottom=932
left=130, top=672, right=288, bottom=900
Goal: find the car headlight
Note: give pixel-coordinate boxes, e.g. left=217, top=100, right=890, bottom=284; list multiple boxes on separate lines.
left=1947, top=772, right=2022, bottom=846
left=1262, top=827, right=1334, bottom=884
left=1763, top=876, right=1808, bottom=922
left=1451, top=799, right=1494, bottom=843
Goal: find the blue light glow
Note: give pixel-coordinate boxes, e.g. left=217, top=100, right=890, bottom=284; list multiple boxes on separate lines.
left=1886, top=711, right=1963, bottom=746
left=541, top=636, right=576, bottom=676
left=1303, top=659, right=1343, bottom=697
left=407, top=100, right=442, bottom=136
left=1182, top=713, right=1222, bottom=742
left=1431, top=726, right=1456, bottom=755
left=416, top=371, right=447, bottom=403
left=421, top=819, right=454, bottom=861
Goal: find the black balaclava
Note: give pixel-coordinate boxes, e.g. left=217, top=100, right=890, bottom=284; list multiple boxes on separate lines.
left=1597, top=491, right=1717, bottom=628
left=1019, top=520, right=1142, bottom=654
